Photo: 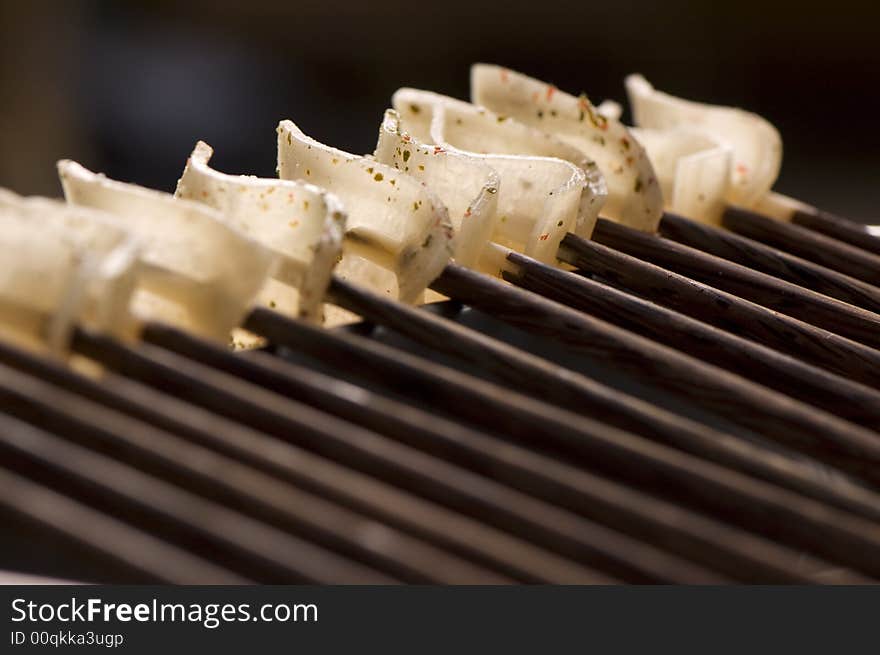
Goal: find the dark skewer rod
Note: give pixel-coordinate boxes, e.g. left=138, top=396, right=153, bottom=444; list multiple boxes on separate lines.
left=504, top=252, right=880, bottom=430
left=430, top=264, right=880, bottom=487
left=326, top=275, right=880, bottom=516
left=148, top=323, right=880, bottom=574
left=79, top=326, right=839, bottom=583
left=0, top=457, right=250, bottom=584
left=242, top=310, right=880, bottom=582
left=148, top=322, right=880, bottom=580
left=0, top=344, right=650, bottom=584
left=4, top=356, right=650, bottom=584
left=101, top=336, right=723, bottom=584
left=70, top=331, right=621, bottom=585
left=723, top=206, right=880, bottom=286
left=139, top=334, right=728, bottom=581
left=791, top=208, right=880, bottom=257
left=658, top=212, right=880, bottom=315
left=0, top=410, right=395, bottom=584
left=590, top=218, right=880, bottom=350
left=165, top=327, right=880, bottom=579
left=560, top=233, right=880, bottom=390
left=0, top=366, right=512, bottom=585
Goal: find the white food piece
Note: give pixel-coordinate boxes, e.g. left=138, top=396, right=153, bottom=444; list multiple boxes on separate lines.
left=59, top=161, right=277, bottom=342
left=0, top=189, right=139, bottom=353
left=393, top=88, right=601, bottom=267
left=596, top=99, right=623, bottom=121
left=277, top=120, right=454, bottom=305
left=175, top=141, right=346, bottom=323
left=472, top=64, right=663, bottom=232
left=375, top=109, right=500, bottom=272
left=630, top=127, right=732, bottom=224
left=625, top=74, right=782, bottom=208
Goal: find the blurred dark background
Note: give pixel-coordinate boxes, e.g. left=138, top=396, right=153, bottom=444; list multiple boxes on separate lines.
left=1, top=0, right=878, bottom=221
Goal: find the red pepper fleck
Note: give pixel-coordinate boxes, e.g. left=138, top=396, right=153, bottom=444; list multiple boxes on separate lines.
left=539, top=233, right=550, bottom=241
left=500, top=69, right=510, bottom=83
left=736, top=163, right=749, bottom=175
left=546, top=85, right=557, bottom=102
left=433, top=145, right=445, bottom=155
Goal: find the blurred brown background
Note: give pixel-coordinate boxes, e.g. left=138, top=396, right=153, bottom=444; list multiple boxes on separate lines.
left=1, top=0, right=878, bottom=221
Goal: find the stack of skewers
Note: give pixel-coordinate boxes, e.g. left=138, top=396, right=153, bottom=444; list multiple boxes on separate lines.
left=2, top=65, right=880, bottom=584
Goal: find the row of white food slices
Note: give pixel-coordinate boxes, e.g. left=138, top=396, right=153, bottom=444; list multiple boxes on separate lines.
left=1, top=64, right=797, bottom=354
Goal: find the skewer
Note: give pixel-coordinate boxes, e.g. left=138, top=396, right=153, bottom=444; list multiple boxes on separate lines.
left=0, top=364, right=519, bottom=585
left=559, top=233, right=880, bottom=390
left=25, top=169, right=852, bottom=580
left=68, top=330, right=652, bottom=584
left=146, top=319, right=880, bottom=531
left=0, top=340, right=684, bottom=583
left=0, top=456, right=249, bottom=584
left=73, top=324, right=851, bottom=583
left=0, top=343, right=644, bottom=583
left=790, top=208, right=880, bottom=256
left=723, top=206, right=880, bottom=286
left=242, top=309, right=880, bottom=580
left=469, top=66, right=880, bottom=325
left=326, top=274, right=880, bottom=508
left=430, top=264, right=880, bottom=487
left=0, top=407, right=395, bottom=584
left=658, top=211, right=880, bottom=315
left=588, top=217, right=880, bottom=350
left=505, top=251, right=880, bottom=429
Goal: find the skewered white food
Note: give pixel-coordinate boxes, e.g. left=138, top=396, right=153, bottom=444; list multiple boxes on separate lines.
left=391, top=88, right=601, bottom=267
left=277, top=120, right=454, bottom=305
left=0, top=189, right=139, bottom=353
left=375, top=109, right=500, bottom=273
left=472, top=64, right=663, bottom=232
left=175, top=141, right=346, bottom=323
left=629, top=127, right=731, bottom=224
left=59, top=161, right=276, bottom=342
left=625, top=74, right=781, bottom=210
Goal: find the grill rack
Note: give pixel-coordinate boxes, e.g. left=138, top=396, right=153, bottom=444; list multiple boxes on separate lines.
left=2, top=206, right=880, bottom=584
